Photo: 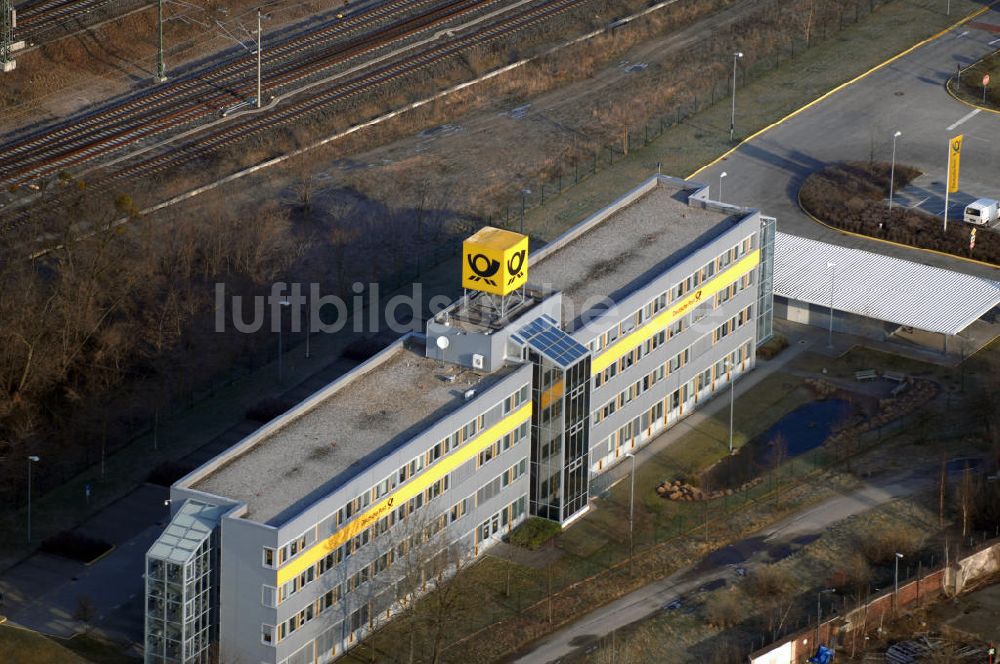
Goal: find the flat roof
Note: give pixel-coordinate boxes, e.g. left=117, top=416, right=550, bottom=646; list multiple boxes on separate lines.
left=191, top=341, right=516, bottom=525
left=529, top=180, right=738, bottom=329
left=773, top=232, right=1000, bottom=335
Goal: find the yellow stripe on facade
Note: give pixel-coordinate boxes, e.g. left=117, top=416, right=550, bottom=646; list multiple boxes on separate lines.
left=591, top=249, right=760, bottom=375
left=276, top=403, right=533, bottom=585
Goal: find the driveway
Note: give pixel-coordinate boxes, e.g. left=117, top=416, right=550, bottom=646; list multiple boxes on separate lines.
left=695, top=5, right=1000, bottom=279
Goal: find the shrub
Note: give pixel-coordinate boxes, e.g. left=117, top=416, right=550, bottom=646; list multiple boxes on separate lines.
left=704, top=590, right=743, bottom=628
left=756, top=334, right=789, bottom=360
left=800, top=162, right=1000, bottom=265
left=508, top=517, right=561, bottom=550
left=39, top=531, right=113, bottom=563
left=746, top=565, right=793, bottom=599
left=246, top=397, right=294, bottom=423
left=857, top=524, right=923, bottom=565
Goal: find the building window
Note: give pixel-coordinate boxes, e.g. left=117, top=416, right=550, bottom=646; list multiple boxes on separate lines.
left=262, top=624, right=274, bottom=645
left=263, top=547, right=275, bottom=568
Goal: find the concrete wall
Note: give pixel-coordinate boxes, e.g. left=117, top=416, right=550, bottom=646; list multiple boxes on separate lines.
left=749, top=541, right=1000, bottom=664
left=774, top=296, right=897, bottom=342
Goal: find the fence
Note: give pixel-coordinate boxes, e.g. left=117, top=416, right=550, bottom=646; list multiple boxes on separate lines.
left=749, top=538, right=1000, bottom=664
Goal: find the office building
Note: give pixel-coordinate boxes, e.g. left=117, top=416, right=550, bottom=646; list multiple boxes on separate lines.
left=145, top=174, right=774, bottom=664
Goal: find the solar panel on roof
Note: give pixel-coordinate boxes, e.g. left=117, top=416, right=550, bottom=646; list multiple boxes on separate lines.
left=512, top=316, right=589, bottom=368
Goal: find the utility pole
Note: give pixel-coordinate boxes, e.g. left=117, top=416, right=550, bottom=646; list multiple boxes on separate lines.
left=1, top=0, right=15, bottom=72
left=256, top=8, right=263, bottom=108
left=156, top=0, right=166, bottom=81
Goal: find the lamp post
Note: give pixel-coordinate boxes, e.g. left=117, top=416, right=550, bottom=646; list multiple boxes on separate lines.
left=893, top=552, right=904, bottom=610
left=26, top=455, right=39, bottom=544
left=726, top=358, right=735, bottom=454
left=156, top=0, right=166, bottom=82
left=278, top=297, right=290, bottom=383
left=719, top=171, right=727, bottom=203
left=826, top=262, right=836, bottom=349
left=520, top=188, right=531, bottom=234
left=626, top=452, right=636, bottom=574
left=888, top=131, right=901, bottom=219
left=730, top=52, right=744, bottom=142
left=816, top=588, right=835, bottom=647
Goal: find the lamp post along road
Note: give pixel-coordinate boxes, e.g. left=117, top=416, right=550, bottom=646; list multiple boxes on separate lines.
left=626, top=452, right=636, bottom=574
left=888, top=131, right=901, bottom=218
left=278, top=297, right=290, bottom=383
left=894, top=552, right=904, bottom=610
left=26, top=455, right=39, bottom=544
left=730, top=52, right=743, bottom=141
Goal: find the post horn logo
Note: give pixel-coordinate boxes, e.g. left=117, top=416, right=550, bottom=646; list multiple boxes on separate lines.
left=467, top=253, right=500, bottom=286
left=693, top=289, right=703, bottom=300
left=506, top=249, right=526, bottom=286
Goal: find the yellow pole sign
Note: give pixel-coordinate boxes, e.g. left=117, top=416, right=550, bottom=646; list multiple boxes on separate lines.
left=948, top=134, right=963, bottom=193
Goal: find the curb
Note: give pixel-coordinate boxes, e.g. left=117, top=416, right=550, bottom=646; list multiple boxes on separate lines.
left=944, top=76, right=1000, bottom=115
left=84, top=543, right=117, bottom=567
left=795, top=185, right=1000, bottom=270
left=687, top=1, right=999, bottom=179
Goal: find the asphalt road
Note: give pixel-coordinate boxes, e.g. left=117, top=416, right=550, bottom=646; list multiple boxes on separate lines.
left=696, top=5, right=1000, bottom=280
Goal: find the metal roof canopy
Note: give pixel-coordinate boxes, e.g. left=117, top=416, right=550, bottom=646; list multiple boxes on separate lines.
left=773, top=232, right=1000, bottom=336
left=147, top=501, right=225, bottom=565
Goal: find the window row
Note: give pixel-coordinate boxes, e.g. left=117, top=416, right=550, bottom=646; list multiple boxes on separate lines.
left=588, top=234, right=756, bottom=354
left=265, top=383, right=530, bottom=569
left=712, top=305, right=753, bottom=344
left=592, top=346, right=689, bottom=425
left=273, top=429, right=528, bottom=604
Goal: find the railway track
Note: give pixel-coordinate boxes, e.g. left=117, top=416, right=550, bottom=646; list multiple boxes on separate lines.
left=0, top=0, right=497, bottom=185
left=13, top=0, right=151, bottom=45
left=1, top=0, right=589, bottom=229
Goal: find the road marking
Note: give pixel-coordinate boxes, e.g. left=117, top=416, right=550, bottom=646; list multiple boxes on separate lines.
left=990, top=37, right=1000, bottom=45
left=947, top=108, right=980, bottom=130
left=911, top=196, right=930, bottom=208
left=957, top=30, right=969, bottom=38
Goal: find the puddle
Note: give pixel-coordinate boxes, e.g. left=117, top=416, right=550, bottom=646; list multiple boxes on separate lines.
left=623, top=62, right=648, bottom=73
left=502, top=104, right=532, bottom=120
left=701, top=399, right=856, bottom=492
left=418, top=123, right=463, bottom=138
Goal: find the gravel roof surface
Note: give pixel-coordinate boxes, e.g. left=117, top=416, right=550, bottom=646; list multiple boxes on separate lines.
left=193, top=341, right=514, bottom=524
left=530, top=183, right=733, bottom=331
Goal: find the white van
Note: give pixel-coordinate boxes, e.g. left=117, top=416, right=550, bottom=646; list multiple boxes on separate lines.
left=964, top=199, right=998, bottom=226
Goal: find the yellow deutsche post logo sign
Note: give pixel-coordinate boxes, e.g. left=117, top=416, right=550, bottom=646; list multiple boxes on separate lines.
left=462, top=227, right=528, bottom=296
left=948, top=134, right=963, bottom=194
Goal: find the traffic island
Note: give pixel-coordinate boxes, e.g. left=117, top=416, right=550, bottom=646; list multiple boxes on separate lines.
left=798, top=161, right=1000, bottom=266
left=947, top=49, right=1000, bottom=112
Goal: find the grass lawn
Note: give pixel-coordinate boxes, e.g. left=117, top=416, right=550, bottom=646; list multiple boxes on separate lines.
left=949, top=48, right=1000, bottom=109
left=0, top=624, right=90, bottom=664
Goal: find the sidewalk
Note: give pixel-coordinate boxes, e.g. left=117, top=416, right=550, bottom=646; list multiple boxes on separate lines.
left=513, top=467, right=935, bottom=663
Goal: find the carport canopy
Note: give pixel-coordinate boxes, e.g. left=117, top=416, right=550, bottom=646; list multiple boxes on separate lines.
left=773, top=232, right=1000, bottom=336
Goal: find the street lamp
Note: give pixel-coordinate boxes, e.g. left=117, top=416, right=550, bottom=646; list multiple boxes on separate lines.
left=816, top=588, right=835, bottom=646
left=278, top=297, right=290, bottom=383
left=626, top=452, right=636, bottom=574
left=730, top=51, right=744, bottom=142
left=520, top=188, right=531, bottom=234
left=26, top=455, right=39, bottom=544
left=725, top=358, right=735, bottom=454
left=893, top=552, right=904, bottom=609
left=826, top=262, right=836, bottom=349
left=719, top=171, right=728, bottom=203
left=888, top=131, right=902, bottom=219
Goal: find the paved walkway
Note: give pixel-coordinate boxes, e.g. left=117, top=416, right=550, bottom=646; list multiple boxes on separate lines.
left=514, top=468, right=935, bottom=663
